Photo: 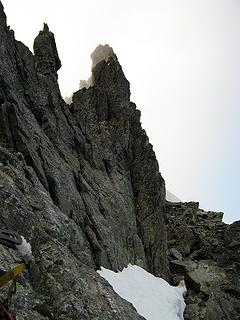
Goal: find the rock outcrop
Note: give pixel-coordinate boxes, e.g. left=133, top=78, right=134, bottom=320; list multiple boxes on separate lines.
left=0, top=2, right=167, bottom=319
left=33, top=23, right=61, bottom=76
left=0, top=2, right=239, bottom=319
left=166, top=201, right=240, bottom=319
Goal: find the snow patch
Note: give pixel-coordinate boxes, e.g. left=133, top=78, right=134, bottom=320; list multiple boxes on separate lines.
left=98, top=265, right=186, bottom=320
left=16, top=236, right=32, bottom=263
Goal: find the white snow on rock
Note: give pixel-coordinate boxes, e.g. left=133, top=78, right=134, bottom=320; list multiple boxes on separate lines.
left=80, top=44, right=115, bottom=89
left=98, top=265, right=186, bottom=320
left=166, top=190, right=181, bottom=202
left=16, top=236, right=32, bottom=263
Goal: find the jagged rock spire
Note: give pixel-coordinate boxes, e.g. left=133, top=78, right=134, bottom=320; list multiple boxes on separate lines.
left=33, top=23, right=61, bottom=75
left=0, top=1, right=6, bottom=26
left=43, top=22, right=49, bottom=32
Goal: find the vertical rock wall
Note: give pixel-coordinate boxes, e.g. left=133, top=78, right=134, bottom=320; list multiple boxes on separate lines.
left=1, top=2, right=239, bottom=319
left=0, top=2, right=168, bottom=318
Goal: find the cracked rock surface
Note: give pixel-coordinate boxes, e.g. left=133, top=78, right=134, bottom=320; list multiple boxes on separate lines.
left=0, top=2, right=167, bottom=319
left=166, top=202, right=240, bottom=320
left=0, top=2, right=239, bottom=319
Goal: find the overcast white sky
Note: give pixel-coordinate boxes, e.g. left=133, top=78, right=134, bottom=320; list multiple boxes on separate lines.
left=3, top=0, right=240, bottom=223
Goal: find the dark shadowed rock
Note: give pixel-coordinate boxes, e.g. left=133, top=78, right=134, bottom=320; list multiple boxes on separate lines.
left=0, top=2, right=168, bottom=318
left=0, top=1, right=6, bottom=26
left=33, top=23, right=61, bottom=75
left=166, top=201, right=240, bottom=319
left=0, top=2, right=239, bottom=319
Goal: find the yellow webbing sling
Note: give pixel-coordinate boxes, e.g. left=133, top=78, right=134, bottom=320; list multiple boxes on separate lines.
left=0, top=263, right=27, bottom=288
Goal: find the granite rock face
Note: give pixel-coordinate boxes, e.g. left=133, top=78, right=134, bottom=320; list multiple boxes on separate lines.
left=0, top=2, right=167, bottom=319
left=33, top=23, right=61, bottom=76
left=166, top=201, right=240, bottom=320
left=0, top=2, right=240, bottom=319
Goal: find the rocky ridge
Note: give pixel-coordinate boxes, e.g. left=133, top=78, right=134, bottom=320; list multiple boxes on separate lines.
left=166, top=201, right=240, bottom=319
left=0, top=2, right=239, bottom=319
left=0, top=2, right=166, bottom=319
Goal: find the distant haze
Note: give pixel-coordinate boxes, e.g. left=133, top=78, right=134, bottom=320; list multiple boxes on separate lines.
left=166, top=191, right=181, bottom=203
left=3, top=0, right=240, bottom=223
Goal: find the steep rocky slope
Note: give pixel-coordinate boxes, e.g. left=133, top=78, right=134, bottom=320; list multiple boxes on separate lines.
left=0, top=2, right=166, bottom=319
left=166, top=202, right=240, bottom=319
left=0, top=2, right=239, bottom=319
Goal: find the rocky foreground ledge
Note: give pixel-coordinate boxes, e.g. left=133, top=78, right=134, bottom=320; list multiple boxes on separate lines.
left=166, top=201, right=240, bottom=319
left=0, top=2, right=239, bottom=319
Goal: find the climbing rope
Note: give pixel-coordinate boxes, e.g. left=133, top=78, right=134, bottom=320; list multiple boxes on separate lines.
left=0, top=302, right=15, bottom=320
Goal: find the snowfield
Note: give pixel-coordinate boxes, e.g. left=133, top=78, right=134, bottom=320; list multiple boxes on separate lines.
left=98, top=265, right=186, bottom=320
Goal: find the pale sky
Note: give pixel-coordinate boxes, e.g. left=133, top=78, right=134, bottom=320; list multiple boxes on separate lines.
left=2, top=0, right=240, bottom=223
